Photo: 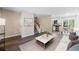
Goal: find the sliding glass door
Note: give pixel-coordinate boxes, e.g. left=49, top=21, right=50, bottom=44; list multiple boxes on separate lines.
left=63, top=19, right=74, bottom=32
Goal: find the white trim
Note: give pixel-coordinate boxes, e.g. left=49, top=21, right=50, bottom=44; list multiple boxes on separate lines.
left=5, top=33, right=21, bottom=38
left=21, top=33, right=34, bottom=38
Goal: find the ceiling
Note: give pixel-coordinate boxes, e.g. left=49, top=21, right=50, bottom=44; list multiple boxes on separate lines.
left=2, top=7, right=79, bottom=16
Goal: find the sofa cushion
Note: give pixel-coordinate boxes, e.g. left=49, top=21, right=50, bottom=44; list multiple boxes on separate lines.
left=69, top=32, right=77, bottom=41
left=68, top=43, right=79, bottom=51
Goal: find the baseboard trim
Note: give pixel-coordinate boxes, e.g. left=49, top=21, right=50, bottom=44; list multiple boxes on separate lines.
left=5, top=33, right=21, bottom=39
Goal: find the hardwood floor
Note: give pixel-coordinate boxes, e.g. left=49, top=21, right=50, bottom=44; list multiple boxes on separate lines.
left=0, top=35, right=21, bottom=51
left=0, top=32, right=44, bottom=51
left=0, top=32, right=62, bottom=51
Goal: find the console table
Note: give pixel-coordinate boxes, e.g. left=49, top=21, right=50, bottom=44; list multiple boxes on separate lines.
left=0, top=27, right=5, bottom=51
left=0, top=18, right=5, bottom=51
left=53, top=24, right=61, bottom=31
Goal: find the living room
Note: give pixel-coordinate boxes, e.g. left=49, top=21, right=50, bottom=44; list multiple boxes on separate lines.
left=0, top=7, right=79, bottom=51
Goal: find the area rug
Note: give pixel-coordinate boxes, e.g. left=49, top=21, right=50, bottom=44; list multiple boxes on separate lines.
left=55, top=35, right=70, bottom=51
left=19, top=33, right=62, bottom=51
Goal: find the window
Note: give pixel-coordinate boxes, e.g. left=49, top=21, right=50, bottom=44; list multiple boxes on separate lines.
left=63, top=19, right=74, bottom=29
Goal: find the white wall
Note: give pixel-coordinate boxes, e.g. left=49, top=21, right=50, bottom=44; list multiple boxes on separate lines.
left=20, top=12, right=34, bottom=37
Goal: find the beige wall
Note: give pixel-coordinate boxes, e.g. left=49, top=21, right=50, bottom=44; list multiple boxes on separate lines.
left=20, top=12, right=34, bottom=37
left=0, top=8, right=53, bottom=38
left=0, top=9, right=1, bottom=17
left=0, top=8, right=2, bottom=17
left=38, top=16, right=52, bottom=33
left=0, top=8, right=35, bottom=38
left=0, top=8, right=21, bottom=38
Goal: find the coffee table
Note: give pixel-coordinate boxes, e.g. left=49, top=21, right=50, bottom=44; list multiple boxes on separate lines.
left=35, top=34, right=54, bottom=48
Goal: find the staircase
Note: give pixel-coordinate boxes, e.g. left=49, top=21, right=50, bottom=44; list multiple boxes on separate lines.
left=34, top=17, right=41, bottom=34
left=34, top=26, right=39, bottom=34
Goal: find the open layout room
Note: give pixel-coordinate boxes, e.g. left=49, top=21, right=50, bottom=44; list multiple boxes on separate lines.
left=0, top=7, right=79, bottom=51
